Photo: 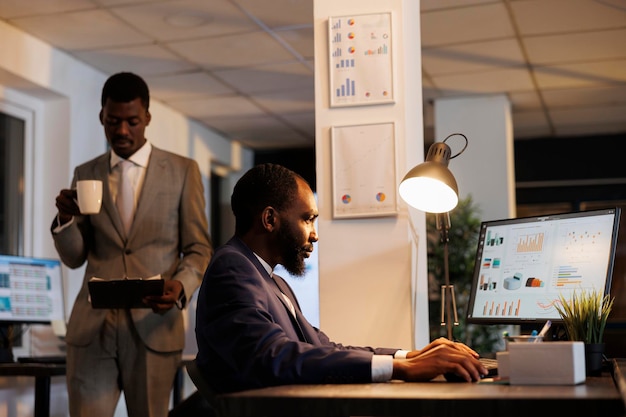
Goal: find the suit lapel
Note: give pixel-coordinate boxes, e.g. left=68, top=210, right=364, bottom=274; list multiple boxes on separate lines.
left=128, top=148, right=165, bottom=239
left=229, top=237, right=311, bottom=343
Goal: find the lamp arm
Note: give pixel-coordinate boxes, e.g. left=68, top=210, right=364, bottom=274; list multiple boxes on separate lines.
left=437, top=212, right=459, bottom=340
left=436, top=212, right=451, bottom=243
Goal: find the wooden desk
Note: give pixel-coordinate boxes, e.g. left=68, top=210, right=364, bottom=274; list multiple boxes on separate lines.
left=614, top=358, right=626, bottom=407
left=0, top=363, right=66, bottom=417
left=214, top=373, right=625, bottom=417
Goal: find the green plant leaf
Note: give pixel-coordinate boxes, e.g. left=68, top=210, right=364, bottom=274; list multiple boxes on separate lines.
left=555, top=289, right=614, bottom=343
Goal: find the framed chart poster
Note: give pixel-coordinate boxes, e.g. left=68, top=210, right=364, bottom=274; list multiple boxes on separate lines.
left=331, top=122, right=398, bottom=219
left=328, top=12, right=394, bottom=107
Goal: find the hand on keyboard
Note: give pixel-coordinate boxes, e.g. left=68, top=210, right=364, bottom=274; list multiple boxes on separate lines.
left=444, top=357, right=498, bottom=382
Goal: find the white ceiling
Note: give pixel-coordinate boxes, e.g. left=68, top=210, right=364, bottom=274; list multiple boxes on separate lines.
left=0, top=0, right=625, bottom=150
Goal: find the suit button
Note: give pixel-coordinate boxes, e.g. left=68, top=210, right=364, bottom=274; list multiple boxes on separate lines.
left=124, top=249, right=132, bottom=255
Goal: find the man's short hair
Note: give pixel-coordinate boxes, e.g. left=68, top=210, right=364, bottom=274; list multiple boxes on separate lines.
left=231, top=163, right=305, bottom=235
left=101, top=72, right=150, bottom=110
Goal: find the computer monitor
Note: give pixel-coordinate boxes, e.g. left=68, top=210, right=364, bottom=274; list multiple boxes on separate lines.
left=0, top=255, right=65, bottom=324
left=466, top=208, right=621, bottom=325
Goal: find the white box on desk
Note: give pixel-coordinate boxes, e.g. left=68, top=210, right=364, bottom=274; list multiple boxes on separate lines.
left=508, top=341, right=585, bottom=385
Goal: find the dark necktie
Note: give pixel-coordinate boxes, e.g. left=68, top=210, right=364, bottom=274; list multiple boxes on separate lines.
left=116, top=160, right=134, bottom=234
left=272, top=273, right=309, bottom=343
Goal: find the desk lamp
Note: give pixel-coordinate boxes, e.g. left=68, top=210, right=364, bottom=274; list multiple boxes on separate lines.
left=399, top=133, right=468, bottom=340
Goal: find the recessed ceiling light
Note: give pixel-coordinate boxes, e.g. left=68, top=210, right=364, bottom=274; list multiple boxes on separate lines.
left=165, top=12, right=212, bottom=28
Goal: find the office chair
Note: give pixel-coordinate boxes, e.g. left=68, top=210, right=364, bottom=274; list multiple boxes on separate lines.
left=169, top=359, right=217, bottom=417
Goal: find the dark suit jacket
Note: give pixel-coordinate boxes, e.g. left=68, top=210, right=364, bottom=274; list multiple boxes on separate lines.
left=195, top=236, right=398, bottom=393
left=52, top=146, right=212, bottom=353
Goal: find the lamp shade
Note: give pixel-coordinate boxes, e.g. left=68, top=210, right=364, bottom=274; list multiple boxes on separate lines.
left=399, top=142, right=459, bottom=213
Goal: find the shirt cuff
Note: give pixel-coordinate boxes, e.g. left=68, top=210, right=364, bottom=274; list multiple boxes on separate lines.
left=371, top=354, right=394, bottom=382
left=52, top=214, right=74, bottom=234
left=175, top=288, right=186, bottom=310
left=394, top=350, right=409, bottom=359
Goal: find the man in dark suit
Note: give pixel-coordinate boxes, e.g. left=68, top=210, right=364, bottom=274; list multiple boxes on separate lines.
left=195, top=163, right=486, bottom=395
left=52, top=72, right=213, bottom=417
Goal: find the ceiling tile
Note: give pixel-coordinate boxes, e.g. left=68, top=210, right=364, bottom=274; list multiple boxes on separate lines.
left=507, top=90, right=543, bottom=111
left=274, top=27, right=315, bottom=59
left=0, top=0, right=623, bottom=149
left=422, top=39, right=525, bottom=76
left=421, top=2, right=514, bottom=47
left=514, top=126, right=553, bottom=140
left=169, top=31, right=297, bottom=70
left=167, top=95, right=266, bottom=119
left=512, top=110, right=552, bottom=138
left=432, top=68, right=535, bottom=95
left=109, top=0, right=259, bottom=42
left=281, top=111, right=315, bottom=133
left=145, top=72, right=235, bottom=100
left=533, top=59, right=626, bottom=89
left=513, top=109, right=550, bottom=128
left=550, top=104, right=626, bottom=126
left=421, top=0, right=495, bottom=12
left=9, top=9, right=151, bottom=50
left=72, top=44, right=198, bottom=75
left=252, top=87, right=315, bottom=114
left=524, top=29, right=626, bottom=65
left=213, top=61, right=313, bottom=94
left=202, top=114, right=312, bottom=148
left=542, top=85, right=626, bottom=108
left=234, top=0, right=312, bottom=29
left=0, top=0, right=94, bottom=18
left=511, top=0, right=626, bottom=35
left=95, top=0, right=156, bottom=5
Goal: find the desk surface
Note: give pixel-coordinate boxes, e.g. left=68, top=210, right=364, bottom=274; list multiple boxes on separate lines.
left=0, top=362, right=67, bottom=417
left=0, top=362, right=66, bottom=377
left=215, top=373, right=625, bottom=417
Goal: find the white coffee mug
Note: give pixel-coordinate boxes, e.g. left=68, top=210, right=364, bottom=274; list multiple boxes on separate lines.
left=76, top=180, right=103, bottom=214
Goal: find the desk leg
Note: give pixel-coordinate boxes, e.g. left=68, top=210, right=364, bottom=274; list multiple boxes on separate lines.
left=34, top=376, right=51, bottom=417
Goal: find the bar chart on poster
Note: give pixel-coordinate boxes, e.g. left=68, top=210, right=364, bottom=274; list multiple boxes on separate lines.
left=328, top=12, right=394, bottom=107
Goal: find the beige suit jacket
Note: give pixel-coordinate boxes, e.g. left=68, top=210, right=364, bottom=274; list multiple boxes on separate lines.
left=52, top=146, right=212, bottom=352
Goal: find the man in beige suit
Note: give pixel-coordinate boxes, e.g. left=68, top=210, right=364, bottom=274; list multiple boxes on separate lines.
left=52, top=72, right=213, bottom=417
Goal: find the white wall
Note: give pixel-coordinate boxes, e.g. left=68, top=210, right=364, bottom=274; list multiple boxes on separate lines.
left=0, top=19, right=253, bottom=417
left=314, top=0, right=428, bottom=350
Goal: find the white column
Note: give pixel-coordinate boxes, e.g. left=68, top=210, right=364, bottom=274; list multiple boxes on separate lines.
left=434, top=95, right=516, bottom=222
left=314, top=0, right=428, bottom=349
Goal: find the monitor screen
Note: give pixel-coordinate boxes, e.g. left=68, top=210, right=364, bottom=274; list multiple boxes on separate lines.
left=466, top=208, right=621, bottom=325
left=0, top=255, right=65, bottom=324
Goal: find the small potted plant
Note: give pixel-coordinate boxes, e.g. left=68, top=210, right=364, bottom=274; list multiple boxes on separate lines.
left=554, top=289, right=614, bottom=376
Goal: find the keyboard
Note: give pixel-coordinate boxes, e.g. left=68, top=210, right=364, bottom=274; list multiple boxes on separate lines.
left=479, top=357, right=498, bottom=377
left=444, top=357, right=498, bottom=382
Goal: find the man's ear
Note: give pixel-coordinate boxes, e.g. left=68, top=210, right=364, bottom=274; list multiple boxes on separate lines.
left=261, top=207, right=277, bottom=232
left=99, top=109, right=104, bottom=125
left=145, top=110, right=151, bottom=126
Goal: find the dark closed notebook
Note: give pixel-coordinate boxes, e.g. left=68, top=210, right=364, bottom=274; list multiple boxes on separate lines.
left=88, top=276, right=164, bottom=309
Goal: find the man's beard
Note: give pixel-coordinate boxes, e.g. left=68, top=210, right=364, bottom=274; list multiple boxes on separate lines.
left=277, top=221, right=308, bottom=276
